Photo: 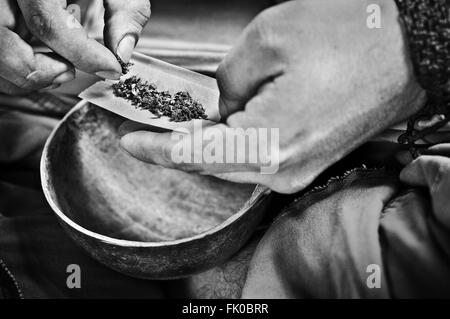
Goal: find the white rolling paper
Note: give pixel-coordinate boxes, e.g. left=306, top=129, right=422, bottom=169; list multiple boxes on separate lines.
left=79, top=52, right=220, bottom=132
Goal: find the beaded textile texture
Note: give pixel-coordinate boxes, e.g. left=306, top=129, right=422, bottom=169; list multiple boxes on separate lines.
left=395, top=0, right=450, bottom=156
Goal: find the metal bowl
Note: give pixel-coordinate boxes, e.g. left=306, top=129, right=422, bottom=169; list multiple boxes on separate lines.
left=41, top=101, right=271, bottom=279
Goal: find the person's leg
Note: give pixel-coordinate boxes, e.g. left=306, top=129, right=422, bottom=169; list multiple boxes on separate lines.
left=242, top=169, right=397, bottom=298
left=242, top=165, right=450, bottom=298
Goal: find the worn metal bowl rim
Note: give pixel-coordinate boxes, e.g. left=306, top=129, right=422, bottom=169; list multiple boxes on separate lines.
left=41, top=99, right=271, bottom=248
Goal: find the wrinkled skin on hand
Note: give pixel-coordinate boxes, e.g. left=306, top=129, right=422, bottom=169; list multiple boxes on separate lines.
left=120, top=0, right=426, bottom=194
left=401, top=144, right=450, bottom=229
left=0, top=0, right=151, bottom=94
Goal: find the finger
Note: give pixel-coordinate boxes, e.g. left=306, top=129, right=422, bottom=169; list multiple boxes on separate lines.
left=0, top=0, right=18, bottom=29
left=119, top=124, right=265, bottom=174
left=0, top=75, right=64, bottom=95
left=0, top=77, right=31, bottom=95
left=17, top=0, right=121, bottom=79
left=424, top=144, right=450, bottom=157
left=216, top=8, right=285, bottom=119
left=103, top=0, right=151, bottom=63
left=400, top=155, right=450, bottom=228
left=400, top=155, right=450, bottom=188
left=0, top=27, right=75, bottom=91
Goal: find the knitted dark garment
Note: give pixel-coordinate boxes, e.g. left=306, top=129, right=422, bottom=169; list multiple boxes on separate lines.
left=395, top=0, right=450, bottom=156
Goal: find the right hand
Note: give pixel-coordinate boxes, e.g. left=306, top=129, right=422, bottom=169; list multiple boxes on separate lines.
left=400, top=144, right=450, bottom=229
left=119, top=0, right=424, bottom=194
left=0, top=0, right=151, bottom=95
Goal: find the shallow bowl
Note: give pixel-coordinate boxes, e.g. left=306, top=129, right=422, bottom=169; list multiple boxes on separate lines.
left=41, top=101, right=271, bottom=279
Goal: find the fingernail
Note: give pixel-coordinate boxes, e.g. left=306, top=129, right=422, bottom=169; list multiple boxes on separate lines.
left=53, top=70, right=75, bottom=84
left=95, top=71, right=122, bottom=80
left=40, top=83, right=61, bottom=91
left=117, top=35, right=136, bottom=63
left=26, top=70, right=42, bottom=81
left=119, top=135, right=131, bottom=151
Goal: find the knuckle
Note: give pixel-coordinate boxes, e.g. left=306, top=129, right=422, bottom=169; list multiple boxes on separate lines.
left=107, top=0, right=151, bottom=29
left=26, top=10, right=56, bottom=41
left=128, top=12, right=149, bottom=30
left=126, top=5, right=151, bottom=30
left=429, top=160, right=450, bottom=192
left=17, top=61, right=46, bottom=90
left=134, top=1, right=152, bottom=23
left=251, top=8, right=278, bottom=52
left=18, top=72, right=40, bottom=90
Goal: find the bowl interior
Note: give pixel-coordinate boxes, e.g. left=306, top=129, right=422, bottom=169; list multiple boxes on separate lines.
left=45, top=103, right=256, bottom=242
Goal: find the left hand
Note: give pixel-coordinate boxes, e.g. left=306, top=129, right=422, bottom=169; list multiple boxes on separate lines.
left=400, top=144, right=450, bottom=229
left=0, top=0, right=151, bottom=94
left=120, top=0, right=425, bottom=194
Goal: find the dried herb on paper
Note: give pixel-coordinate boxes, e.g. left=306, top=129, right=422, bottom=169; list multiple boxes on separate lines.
left=112, top=76, right=208, bottom=122
left=114, top=53, right=134, bottom=74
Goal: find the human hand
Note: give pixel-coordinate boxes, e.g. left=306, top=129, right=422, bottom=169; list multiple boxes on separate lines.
left=400, top=144, right=450, bottom=229
left=120, top=0, right=425, bottom=194
left=0, top=0, right=150, bottom=94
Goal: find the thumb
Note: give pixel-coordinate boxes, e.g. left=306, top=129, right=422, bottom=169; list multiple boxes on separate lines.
left=103, top=0, right=151, bottom=63
left=118, top=123, right=288, bottom=192
left=118, top=122, right=277, bottom=176
left=216, top=7, right=285, bottom=120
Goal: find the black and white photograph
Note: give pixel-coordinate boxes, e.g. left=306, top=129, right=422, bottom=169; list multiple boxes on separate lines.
left=0, top=0, right=449, bottom=306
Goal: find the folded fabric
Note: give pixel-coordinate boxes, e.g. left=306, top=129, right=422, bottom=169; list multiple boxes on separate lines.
left=1, top=0, right=449, bottom=299
left=242, top=168, right=450, bottom=298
